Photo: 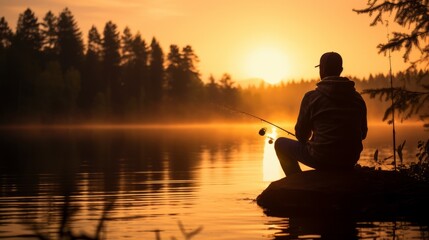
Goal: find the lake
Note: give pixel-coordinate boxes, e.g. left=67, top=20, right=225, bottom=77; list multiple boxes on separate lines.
left=0, top=123, right=428, bottom=239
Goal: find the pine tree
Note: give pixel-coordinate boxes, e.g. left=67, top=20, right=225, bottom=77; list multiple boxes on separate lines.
left=57, top=8, right=84, bottom=72
left=80, top=26, right=102, bottom=115
left=120, top=26, right=134, bottom=101
left=165, top=44, right=204, bottom=105
left=121, top=26, right=134, bottom=65
left=166, top=44, right=184, bottom=102
left=205, top=74, right=219, bottom=102
left=181, top=45, right=203, bottom=102
left=0, top=17, right=13, bottom=49
left=102, top=21, right=121, bottom=87
left=87, top=26, right=102, bottom=56
left=15, top=8, right=42, bottom=52
left=11, top=8, right=43, bottom=117
left=0, top=17, right=13, bottom=120
left=148, top=37, right=164, bottom=106
left=102, top=21, right=121, bottom=117
left=219, top=73, right=237, bottom=106
left=41, top=11, right=58, bottom=54
left=130, top=32, right=148, bottom=112
left=120, top=27, right=140, bottom=114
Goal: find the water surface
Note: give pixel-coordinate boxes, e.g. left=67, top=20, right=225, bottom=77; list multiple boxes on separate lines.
left=0, top=123, right=427, bottom=239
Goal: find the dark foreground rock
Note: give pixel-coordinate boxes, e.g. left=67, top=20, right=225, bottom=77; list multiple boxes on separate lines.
left=257, top=169, right=429, bottom=219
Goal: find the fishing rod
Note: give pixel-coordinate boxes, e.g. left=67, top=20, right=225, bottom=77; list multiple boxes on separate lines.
left=219, top=104, right=296, bottom=137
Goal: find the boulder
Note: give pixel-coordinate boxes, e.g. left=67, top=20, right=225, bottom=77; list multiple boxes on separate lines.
left=256, top=169, right=429, bottom=219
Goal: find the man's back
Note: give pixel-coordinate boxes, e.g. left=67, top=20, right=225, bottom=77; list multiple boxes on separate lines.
left=295, top=76, right=368, bottom=166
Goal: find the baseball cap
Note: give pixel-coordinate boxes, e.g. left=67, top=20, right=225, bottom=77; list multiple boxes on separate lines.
left=315, top=52, right=342, bottom=69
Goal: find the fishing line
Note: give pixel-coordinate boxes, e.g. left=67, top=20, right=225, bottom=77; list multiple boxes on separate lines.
left=218, top=104, right=296, bottom=137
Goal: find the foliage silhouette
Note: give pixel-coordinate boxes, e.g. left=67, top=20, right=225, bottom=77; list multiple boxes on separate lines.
left=354, top=0, right=429, bottom=68
left=354, top=0, right=429, bottom=127
left=355, top=0, right=429, bottom=180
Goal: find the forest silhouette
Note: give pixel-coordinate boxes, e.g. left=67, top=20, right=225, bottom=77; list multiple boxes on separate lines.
left=0, top=8, right=428, bottom=124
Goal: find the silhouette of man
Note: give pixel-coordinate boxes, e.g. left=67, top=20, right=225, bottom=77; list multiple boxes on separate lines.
left=275, top=52, right=367, bottom=176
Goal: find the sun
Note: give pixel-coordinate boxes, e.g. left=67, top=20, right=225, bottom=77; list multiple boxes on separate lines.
left=244, top=47, right=289, bottom=84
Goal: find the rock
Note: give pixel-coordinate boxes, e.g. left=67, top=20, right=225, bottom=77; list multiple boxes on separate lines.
left=256, top=169, right=429, bottom=219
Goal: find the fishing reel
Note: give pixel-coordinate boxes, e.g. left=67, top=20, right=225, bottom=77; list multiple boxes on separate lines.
left=258, top=127, right=274, bottom=144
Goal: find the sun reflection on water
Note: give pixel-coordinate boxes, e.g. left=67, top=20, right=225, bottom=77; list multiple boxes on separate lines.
left=262, top=127, right=285, bottom=182
left=262, top=127, right=315, bottom=181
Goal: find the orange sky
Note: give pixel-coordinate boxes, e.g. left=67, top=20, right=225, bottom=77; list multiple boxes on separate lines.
left=0, top=0, right=412, bottom=84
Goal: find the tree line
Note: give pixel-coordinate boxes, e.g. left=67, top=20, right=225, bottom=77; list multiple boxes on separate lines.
left=0, top=8, right=427, bottom=124
left=0, top=8, right=237, bottom=123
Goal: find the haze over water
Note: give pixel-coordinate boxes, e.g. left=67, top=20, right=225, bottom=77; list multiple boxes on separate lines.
left=0, top=123, right=427, bottom=239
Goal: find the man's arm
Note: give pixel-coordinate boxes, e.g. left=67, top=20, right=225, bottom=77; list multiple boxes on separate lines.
left=295, top=93, right=312, bottom=143
left=361, top=100, right=368, bottom=140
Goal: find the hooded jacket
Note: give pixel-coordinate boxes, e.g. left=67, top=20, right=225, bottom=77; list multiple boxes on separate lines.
left=295, top=76, right=368, bottom=166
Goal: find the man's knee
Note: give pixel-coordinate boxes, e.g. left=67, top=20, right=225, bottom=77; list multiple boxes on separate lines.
left=274, top=137, right=304, bottom=160
left=274, top=137, right=287, bottom=152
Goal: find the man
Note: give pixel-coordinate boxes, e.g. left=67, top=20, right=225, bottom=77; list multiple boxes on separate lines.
left=274, top=52, right=368, bottom=176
